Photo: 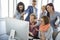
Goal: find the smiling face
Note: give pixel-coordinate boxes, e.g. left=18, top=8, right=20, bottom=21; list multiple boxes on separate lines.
left=32, top=0, right=36, bottom=7
left=41, top=6, right=46, bottom=12
left=46, top=5, right=52, bottom=13
left=30, top=15, right=35, bottom=23
left=40, top=18, right=45, bottom=25
left=46, top=3, right=54, bottom=13
left=19, top=5, right=23, bottom=11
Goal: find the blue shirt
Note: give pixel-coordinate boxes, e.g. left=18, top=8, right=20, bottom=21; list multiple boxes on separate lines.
left=50, top=11, right=60, bottom=32
left=25, top=6, right=38, bottom=21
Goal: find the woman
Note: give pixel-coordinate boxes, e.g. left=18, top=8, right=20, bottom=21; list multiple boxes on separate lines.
left=46, top=3, right=60, bottom=40
left=14, top=2, right=25, bottom=20
left=40, top=5, right=47, bottom=18
left=46, top=3, right=60, bottom=29
left=39, top=16, right=53, bottom=40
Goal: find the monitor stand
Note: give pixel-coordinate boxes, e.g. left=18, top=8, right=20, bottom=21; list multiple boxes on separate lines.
left=8, top=29, right=16, bottom=40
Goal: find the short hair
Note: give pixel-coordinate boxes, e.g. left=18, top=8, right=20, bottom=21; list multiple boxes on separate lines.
left=16, top=2, right=25, bottom=12
left=32, top=0, right=36, bottom=2
left=41, top=16, right=49, bottom=25
left=30, top=13, right=37, bottom=19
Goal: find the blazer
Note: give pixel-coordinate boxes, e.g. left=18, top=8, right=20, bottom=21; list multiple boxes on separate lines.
left=25, top=6, right=37, bottom=21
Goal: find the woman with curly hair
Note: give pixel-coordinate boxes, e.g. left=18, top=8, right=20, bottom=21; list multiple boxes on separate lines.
left=14, top=2, right=25, bottom=20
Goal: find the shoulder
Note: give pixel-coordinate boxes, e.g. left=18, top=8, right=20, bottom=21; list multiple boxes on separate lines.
left=28, top=6, right=33, bottom=8
left=55, top=11, right=60, bottom=16
left=55, top=11, right=60, bottom=15
left=15, top=10, right=20, bottom=15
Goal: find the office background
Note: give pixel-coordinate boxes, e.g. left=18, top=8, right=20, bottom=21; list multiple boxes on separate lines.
left=0, top=0, right=60, bottom=35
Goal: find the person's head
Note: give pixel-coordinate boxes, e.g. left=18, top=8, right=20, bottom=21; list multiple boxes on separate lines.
left=32, top=0, right=37, bottom=7
left=30, top=13, right=36, bottom=23
left=46, top=3, right=54, bottom=13
left=17, top=2, right=25, bottom=13
left=41, top=16, right=49, bottom=25
left=41, top=5, right=46, bottom=12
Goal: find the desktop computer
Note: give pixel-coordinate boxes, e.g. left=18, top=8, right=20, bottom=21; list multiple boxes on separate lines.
left=6, top=18, right=29, bottom=40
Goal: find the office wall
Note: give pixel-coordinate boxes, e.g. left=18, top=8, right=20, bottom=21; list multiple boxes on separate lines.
left=54, top=0, right=60, bottom=12
left=1, top=0, right=60, bottom=35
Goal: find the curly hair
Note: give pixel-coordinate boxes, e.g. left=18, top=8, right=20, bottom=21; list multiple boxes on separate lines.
left=16, top=2, right=25, bottom=13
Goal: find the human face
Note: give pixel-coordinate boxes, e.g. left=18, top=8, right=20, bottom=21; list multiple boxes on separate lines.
left=30, top=16, right=35, bottom=23
left=32, top=1, right=36, bottom=7
left=19, top=5, right=23, bottom=11
left=46, top=5, right=52, bottom=13
left=40, top=18, right=45, bottom=25
left=41, top=6, right=46, bottom=12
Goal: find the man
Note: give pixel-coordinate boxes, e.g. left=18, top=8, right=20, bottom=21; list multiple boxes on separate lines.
left=25, top=0, right=38, bottom=21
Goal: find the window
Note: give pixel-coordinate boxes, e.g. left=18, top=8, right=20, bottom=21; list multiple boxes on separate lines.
left=1, top=0, right=8, bottom=18
left=0, top=0, right=50, bottom=19
left=42, top=0, right=47, bottom=5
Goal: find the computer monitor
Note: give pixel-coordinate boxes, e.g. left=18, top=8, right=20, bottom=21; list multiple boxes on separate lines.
left=5, top=18, right=29, bottom=40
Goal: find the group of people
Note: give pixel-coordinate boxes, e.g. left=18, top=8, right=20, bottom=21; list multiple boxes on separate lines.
left=14, top=0, right=60, bottom=40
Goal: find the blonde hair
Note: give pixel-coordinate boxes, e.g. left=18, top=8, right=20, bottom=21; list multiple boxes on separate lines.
left=41, top=5, right=46, bottom=10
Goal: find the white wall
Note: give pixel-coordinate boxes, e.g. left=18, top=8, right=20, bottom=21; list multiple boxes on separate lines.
left=53, top=0, right=60, bottom=12
left=1, top=0, right=8, bottom=18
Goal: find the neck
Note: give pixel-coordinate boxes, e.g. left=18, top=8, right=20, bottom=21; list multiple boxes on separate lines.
left=20, top=11, right=23, bottom=13
left=49, top=10, right=54, bottom=15
left=30, top=21, right=35, bottom=23
left=33, top=5, right=35, bottom=8
left=42, top=10, right=45, bottom=13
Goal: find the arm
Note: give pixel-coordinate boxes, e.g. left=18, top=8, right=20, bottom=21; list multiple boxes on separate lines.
left=25, top=6, right=30, bottom=14
left=55, top=12, right=60, bottom=27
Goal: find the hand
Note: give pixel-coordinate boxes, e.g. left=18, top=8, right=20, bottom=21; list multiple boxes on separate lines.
left=35, top=28, right=39, bottom=31
left=21, top=12, right=25, bottom=16
left=32, top=25, right=36, bottom=27
left=29, top=32, right=34, bottom=36
left=21, top=13, right=24, bottom=16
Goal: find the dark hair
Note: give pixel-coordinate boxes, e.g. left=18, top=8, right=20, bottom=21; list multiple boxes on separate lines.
left=46, top=3, right=55, bottom=11
left=45, top=3, right=54, bottom=18
left=47, top=11, right=50, bottom=18
left=32, top=0, right=36, bottom=2
left=16, top=2, right=25, bottom=12
left=42, top=16, right=49, bottom=25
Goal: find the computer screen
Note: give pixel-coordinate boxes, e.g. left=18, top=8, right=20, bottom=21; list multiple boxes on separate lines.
left=6, top=18, right=29, bottom=40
